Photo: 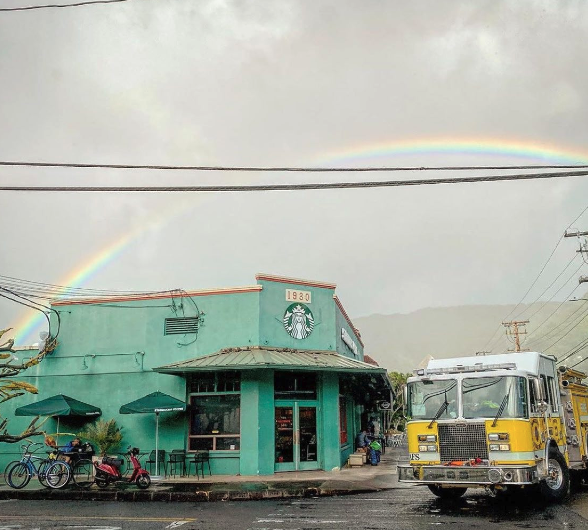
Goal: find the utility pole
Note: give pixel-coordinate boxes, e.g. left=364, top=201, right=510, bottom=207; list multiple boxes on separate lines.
left=564, top=230, right=588, bottom=238
left=565, top=229, right=588, bottom=259
left=503, top=320, right=529, bottom=352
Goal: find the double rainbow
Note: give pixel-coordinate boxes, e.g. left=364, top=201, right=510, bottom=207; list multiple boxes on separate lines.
left=9, top=138, right=588, bottom=344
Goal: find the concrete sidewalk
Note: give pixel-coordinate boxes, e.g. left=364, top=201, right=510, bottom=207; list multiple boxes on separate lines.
left=0, top=447, right=410, bottom=502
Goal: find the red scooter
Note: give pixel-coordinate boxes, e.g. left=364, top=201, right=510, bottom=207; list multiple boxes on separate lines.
left=94, top=446, right=151, bottom=489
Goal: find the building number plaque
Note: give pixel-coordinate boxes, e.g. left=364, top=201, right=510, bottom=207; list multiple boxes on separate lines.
left=285, top=289, right=311, bottom=303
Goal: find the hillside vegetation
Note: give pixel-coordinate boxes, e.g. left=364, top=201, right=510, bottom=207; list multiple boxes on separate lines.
left=354, top=297, right=588, bottom=373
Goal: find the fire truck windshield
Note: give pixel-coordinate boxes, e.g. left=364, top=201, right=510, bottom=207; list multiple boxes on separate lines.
left=407, top=379, right=458, bottom=420
left=462, top=376, right=528, bottom=419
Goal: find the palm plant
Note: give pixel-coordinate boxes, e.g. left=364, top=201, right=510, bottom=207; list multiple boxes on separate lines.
left=79, top=419, right=123, bottom=456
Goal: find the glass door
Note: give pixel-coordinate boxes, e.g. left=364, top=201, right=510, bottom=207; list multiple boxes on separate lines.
left=275, top=403, right=318, bottom=472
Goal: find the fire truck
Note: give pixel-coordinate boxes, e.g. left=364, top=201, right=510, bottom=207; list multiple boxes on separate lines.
left=397, top=351, right=588, bottom=501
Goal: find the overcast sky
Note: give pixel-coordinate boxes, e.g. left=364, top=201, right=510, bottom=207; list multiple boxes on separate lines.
left=1, top=0, right=587, bottom=346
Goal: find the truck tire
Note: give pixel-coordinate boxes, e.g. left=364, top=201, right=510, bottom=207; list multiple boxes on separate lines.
left=540, top=449, right=569, bottom=502
left=427, top=484, right=467, bottom=499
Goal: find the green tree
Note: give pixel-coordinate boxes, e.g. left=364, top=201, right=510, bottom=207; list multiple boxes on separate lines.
left=79, top=419, right=123, bottom=456
left=0, top=327, right=57, bottom=443
left=386, top=371, right=410, bottom=432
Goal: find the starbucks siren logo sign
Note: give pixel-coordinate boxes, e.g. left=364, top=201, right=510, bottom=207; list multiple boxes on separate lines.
left=283, top=303, right=314, bottom=339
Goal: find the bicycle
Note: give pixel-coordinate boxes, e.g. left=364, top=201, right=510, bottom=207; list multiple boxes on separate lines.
left=6, top=441, right=70, bottom=489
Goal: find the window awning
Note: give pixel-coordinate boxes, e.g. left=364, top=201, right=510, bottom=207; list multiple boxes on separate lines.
left=155, top=346, right=388, bottom=377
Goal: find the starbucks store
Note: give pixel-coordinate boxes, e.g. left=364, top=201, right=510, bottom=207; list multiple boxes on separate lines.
left=3, top=274, right=391, bottom=476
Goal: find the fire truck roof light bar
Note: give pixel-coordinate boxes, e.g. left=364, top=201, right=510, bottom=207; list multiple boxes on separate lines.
left=414, top=363, right=517, bottom=376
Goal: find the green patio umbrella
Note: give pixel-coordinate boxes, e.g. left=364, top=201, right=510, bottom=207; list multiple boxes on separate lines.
left=119, top=391, right=186, bottom=477
left=15, top=394, right=102, bottom=444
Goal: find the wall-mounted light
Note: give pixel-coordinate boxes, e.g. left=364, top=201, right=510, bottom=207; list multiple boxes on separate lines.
left=135, top=351, right=145, bottom=365
left=81, top=354, right=96, bottom=370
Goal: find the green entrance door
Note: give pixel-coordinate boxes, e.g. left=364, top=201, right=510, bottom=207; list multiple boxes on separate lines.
left=275, top=403, right=318, bottom=472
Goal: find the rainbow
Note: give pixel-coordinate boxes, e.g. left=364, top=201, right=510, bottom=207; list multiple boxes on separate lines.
left=8, top=138, right=588, bottom=344
left=316, top=138, right=588, bottom=165
left=9, top=196, right=199, bottom=344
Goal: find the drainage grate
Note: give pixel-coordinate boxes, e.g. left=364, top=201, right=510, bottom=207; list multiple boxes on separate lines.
left=438, top=423, right=488, bottom=462
left=165, top=317, right=199, bottom=335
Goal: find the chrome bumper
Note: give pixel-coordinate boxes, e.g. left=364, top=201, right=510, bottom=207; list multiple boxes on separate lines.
left=397, top=464, right=539, bottom=486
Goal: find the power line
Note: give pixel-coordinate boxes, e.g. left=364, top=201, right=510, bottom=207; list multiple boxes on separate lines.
left=2, top=169, right=588, bottom=193
left=482, top=202, right=588, bottom=352
left=526, top=299, right=588, bottom=347
left=524, top=282, right=582, bottom=340
left=543, top=306, right=588, bottom=352
left=0, top=274, right=172, bottom=298
left=0, top=0, right=128, bottom=12
left=511, top=253, right=581, bottom=321
left=519, top=260, right=585, bottom=323
left=1, top=161, right=588, bottom=171
left=558, top=337, right=588, bottom=366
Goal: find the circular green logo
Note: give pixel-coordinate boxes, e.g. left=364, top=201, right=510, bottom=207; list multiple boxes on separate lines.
left=283, top=303, right=314, bottom=339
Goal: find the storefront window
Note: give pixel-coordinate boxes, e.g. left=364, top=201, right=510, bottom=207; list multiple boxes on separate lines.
left=190, top=371, right=240, bottom=393
left=189, top=394, right=240, bottom=451
left=275, top=372, right=317, bottom=400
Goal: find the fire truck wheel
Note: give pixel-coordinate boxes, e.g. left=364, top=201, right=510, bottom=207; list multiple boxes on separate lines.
left=540, top=449, right=569, bottom=502
left=427, top=485, right=467, bottom=499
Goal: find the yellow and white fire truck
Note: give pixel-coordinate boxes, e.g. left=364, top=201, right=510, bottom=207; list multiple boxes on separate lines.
left=398, top=351, right=588, bottom=501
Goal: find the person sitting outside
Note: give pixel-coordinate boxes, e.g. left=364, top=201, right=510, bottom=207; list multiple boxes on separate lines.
left=62, top=437, right=82, bottom=464
left=355, top=428, right=370, bottom=453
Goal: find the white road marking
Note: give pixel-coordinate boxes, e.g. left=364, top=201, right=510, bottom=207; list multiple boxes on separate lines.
left=165, top=522, right=189, bottom=529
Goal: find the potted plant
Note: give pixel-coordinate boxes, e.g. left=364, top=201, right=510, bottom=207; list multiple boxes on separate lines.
left=79, top=419, right=123, bottom=457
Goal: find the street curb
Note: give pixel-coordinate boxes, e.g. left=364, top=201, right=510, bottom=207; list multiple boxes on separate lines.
left=0, top=483, right=394, bottom=502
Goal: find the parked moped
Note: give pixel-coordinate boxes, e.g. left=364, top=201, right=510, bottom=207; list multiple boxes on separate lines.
left=94, top=446, right=150, bottom=489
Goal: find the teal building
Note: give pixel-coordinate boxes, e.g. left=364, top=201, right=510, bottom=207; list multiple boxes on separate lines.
left=2, top=274, right=390, bottom=475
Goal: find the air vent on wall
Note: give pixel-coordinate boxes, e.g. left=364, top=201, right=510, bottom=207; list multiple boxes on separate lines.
left=165, top=317, right=199, bottom=335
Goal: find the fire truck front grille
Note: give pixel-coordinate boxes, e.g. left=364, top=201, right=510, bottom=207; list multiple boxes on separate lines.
left=438, top=423, right=488, bottom=462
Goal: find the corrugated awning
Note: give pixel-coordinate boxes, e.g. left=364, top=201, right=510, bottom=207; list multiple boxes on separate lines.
left=154, top=346, right=388, bottom=376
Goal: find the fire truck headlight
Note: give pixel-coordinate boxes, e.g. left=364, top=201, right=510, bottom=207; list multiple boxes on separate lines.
left=427, top=445, right=437, bottom=451
left=488, top=433, right=509, bottom=441
left=418, top=434, right=437, bottom=442
left=489, top=444, right=511, bottom=451
left=419, top=445, right=428, bottom=452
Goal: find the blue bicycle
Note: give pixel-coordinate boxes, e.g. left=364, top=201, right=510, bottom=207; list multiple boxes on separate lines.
left=6, top=441, right=70, bottom=489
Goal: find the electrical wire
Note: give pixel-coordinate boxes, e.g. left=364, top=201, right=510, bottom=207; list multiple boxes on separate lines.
left=523, top=282, right=582, bottom=341
left=0, top=286, right=60, bottom=338
left=510, top=254, right=580, bottom=321
left=0, top=0, right=128, bottom=12
left=1, top=169, right=588, bottom=193
left=482, top=201, right=588, bottom=352
left=526, top=299, right=588, bottom=347
left=558, top=338, right=588, bottom=366
left=1, top=162, right=588, bottom=171
left=543, top=305, right=588, bottom=351
left=0, top=274, right=172, bottom=298
left=518, top=260, right=585, bottom=324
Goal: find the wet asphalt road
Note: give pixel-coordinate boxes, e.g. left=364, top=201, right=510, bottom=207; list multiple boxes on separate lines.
left=1, top=486, right=588, bottom=530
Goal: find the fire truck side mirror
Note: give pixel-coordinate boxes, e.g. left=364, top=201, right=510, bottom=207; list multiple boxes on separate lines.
left=532, top=377, right=546, bottom=403
left=402, top=384, right=408, bottom=415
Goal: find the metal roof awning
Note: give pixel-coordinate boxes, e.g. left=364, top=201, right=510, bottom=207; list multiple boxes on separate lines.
left=154, top=346, right=389, bottom=377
